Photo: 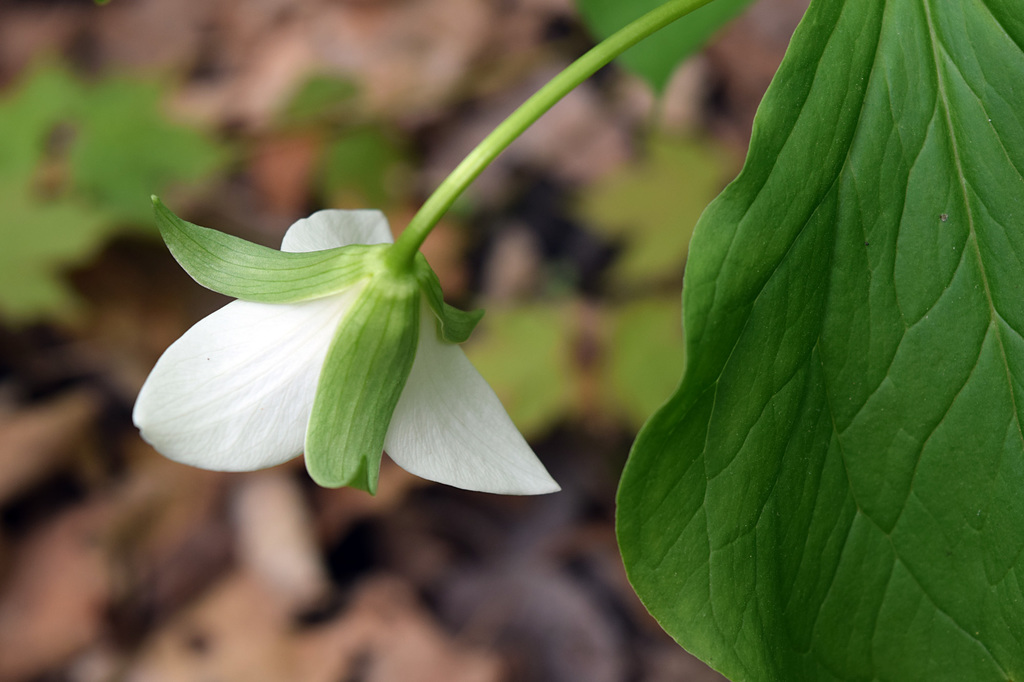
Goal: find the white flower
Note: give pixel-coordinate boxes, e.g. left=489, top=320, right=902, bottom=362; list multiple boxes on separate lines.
left=133, top=207, right=559, bottom=495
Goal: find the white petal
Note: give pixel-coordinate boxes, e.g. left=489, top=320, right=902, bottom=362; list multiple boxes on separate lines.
left=133, top=289, right=362, bottom=471
left=384, top=304, right=560, bottom=495
left=281, top=210, right=393, bottom=253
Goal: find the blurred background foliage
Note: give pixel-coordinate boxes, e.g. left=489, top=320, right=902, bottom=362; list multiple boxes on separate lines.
left=0, top=0, right=808, bottom=678
left=0, top=52, right=734, bottom=438
left=577, top=0, right=755, bottom=91
left=0, top=63, right=224, bottom=319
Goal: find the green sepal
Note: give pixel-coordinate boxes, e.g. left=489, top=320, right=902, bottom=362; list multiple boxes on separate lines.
left=304, top=274, right=420, bottom=493
left=413, top=253, right=483, bottom=344
left=153, top=196, right=377, bottom=302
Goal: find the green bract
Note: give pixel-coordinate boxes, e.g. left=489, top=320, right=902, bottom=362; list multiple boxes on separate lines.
left=135, top=200, right=559, bottom=496
left=152, top=197, right=379, bottom=304
left=617, top=0, right=1024, bottom=680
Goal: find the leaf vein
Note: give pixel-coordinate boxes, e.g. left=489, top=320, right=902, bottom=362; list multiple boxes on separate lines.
left=923, top=0, right=1024, bottom=463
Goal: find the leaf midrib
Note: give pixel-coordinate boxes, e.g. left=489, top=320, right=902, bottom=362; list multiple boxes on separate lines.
left=812, top=0, right=1018, bottom=676
left=803, top=2, right=1016, bottom=675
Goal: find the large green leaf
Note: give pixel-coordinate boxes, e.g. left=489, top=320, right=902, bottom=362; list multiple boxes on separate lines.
left=577, top=0, right=755, bottom=91
left=617, top=0, right=1024, bottom=680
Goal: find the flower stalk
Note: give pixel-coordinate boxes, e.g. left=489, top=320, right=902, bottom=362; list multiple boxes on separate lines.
left=386, top=0, right=716, bottom=271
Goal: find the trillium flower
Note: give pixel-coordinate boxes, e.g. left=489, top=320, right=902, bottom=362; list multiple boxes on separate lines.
left=133, top=199, right=559, bottom=495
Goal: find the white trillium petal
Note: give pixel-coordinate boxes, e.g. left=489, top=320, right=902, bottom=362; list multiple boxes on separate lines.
left=384, top=304, right=560, bottom=494
left=281, top=210, right=393, bottom=253
left=138, top=206, right=559, bottom=495
left=133, top=289, right=363, bottom=471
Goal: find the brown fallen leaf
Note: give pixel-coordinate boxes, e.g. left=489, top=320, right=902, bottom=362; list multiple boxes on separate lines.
left=311, top=0, right=495, bottom=118
left=332, top=576, right=502, bottom=682
left=310, top=457, right=427, bottom=544
left=232, top=470, right=331, bottom=611
left=103, top=447, right=235, bottom=641
left=125, top=571, right=502, bottom=682
left=0, top=501, right=113, bottom=681
left=441, top=562, right=626, bottom=682
left=249, top=132, right=322, bottom=218
left=0, top=389, right=100, bottom=506
left=478, top=224, right=542, bottom=302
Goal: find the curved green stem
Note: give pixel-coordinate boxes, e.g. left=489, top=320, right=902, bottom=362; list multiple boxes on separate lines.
left=386, top=0, right=714, bottom=271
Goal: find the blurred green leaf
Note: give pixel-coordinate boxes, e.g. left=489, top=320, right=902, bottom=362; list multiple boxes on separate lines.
left=577, top=0, right=755, bottom=92
left=579, top=135, right=731, bottom=288
left=465, top=304, right=574, bottom=438
left=320, top=127, right=408, bottom=208
left=0, top=179, right=112, bottom=319
left=0, top=63, right=82, bottom=178
left=0, top=62, right=229, bottom=320
left=70, top=77, right=225, bottom=223
left=604, top=297, right=684, bottom=429
left=279, top=74, right=359, bottom=127
left=466, top=297, right=684, bottom=434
